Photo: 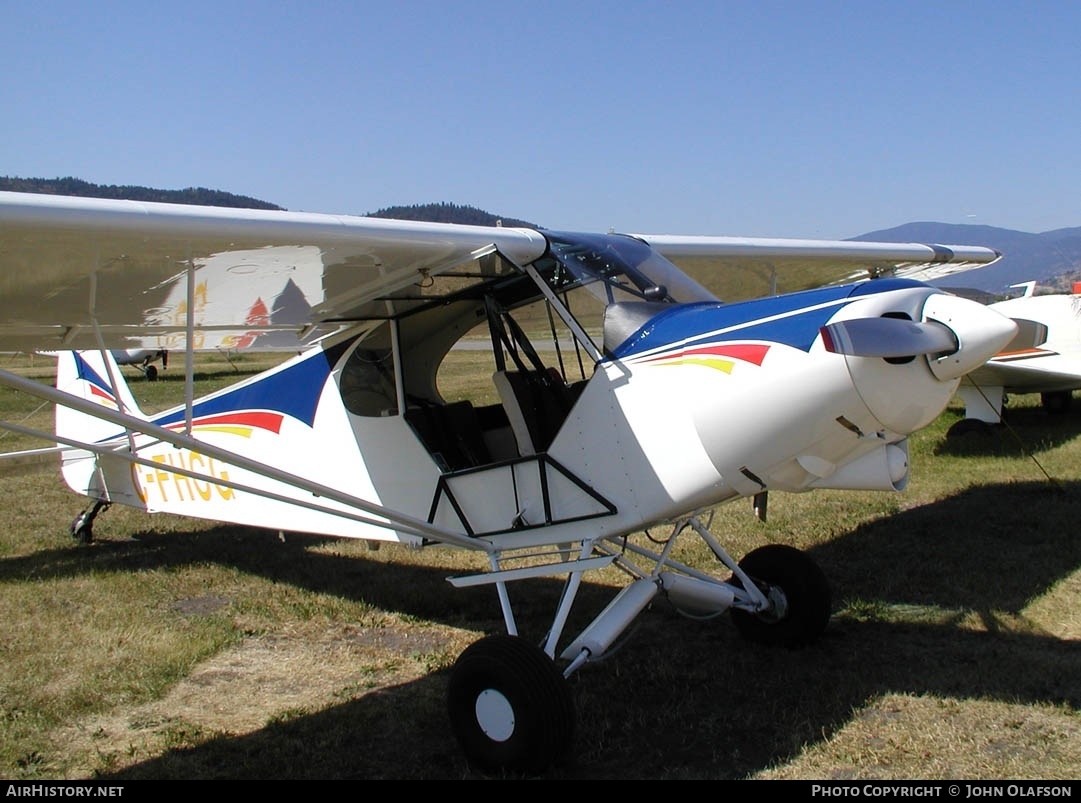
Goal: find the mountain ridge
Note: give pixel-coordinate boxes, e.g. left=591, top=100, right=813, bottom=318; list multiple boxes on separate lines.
left=852, top=222, right=1081, bottom=294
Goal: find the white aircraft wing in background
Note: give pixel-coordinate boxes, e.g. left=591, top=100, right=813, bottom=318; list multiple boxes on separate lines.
left=951, top=283, right=1081, bottom=430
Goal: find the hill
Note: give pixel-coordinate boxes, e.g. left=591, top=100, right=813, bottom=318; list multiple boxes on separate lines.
left=367, top=202, right=536, bottom=229
left=0, top=178, right=534, bottom=228
left=852, top=222, right=1081, bottom=295
left=0, top=176, right=284, bottom=211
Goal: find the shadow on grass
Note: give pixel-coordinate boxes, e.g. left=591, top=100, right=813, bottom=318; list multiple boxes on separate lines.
left=90, top=616, right=1078, bottom=780
left=5, top=479, right=1077, bottom=626
left=935, top=403, right=1081, bottom=457
left=6, top=476, right=1075, bottom=779
left=811, top=479, right=1081, bottom=615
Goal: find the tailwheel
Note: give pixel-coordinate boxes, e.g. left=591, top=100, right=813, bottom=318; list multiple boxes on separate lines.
left=447, top=634, right=574, bottom=774
left=730, top=544, right=831, bottom=648
left=69, top=500, right=109, bottom=545
left=69, top=512, right=94, bottom=544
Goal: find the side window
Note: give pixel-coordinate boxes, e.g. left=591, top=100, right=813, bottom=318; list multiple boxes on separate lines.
left=339, top=324, right=398, bottom=417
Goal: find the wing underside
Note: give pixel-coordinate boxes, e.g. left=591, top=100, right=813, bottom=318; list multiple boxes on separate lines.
left=0, top=192, right=547, bottom=352
left=966, top=353, right=1081, bottom=393
left=0, top=192, right=1003, bottom=354
left=636, top=234, right=1002, bottom=302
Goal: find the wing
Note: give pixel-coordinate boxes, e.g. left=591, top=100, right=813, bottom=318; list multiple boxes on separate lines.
left=634, top=234, right=1002, bottom=302
left=0, top=192, right=547, bottom=352
left=964, top=351, right=1081, bottom=393
left=0, top=191, right=1003, bottom=353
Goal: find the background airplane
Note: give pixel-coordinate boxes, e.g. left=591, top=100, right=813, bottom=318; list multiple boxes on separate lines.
left=0, top=191, right=1016, bottom=772
left=111, top=348, right=168, bottom=380
left=951, top=281, right=1081, bottom=434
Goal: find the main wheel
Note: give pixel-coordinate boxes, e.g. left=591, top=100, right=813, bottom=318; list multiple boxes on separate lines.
left=730, top=544, right=831, bottom=648
left=447, top=634, right=574, bottom=774
left=1042, top=390, right=1071, bottom=414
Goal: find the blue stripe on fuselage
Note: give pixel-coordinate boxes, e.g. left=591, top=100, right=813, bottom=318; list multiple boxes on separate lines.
left=609, top=279, right=927, bottom=359
left=154, top=340, right=351, bottom=429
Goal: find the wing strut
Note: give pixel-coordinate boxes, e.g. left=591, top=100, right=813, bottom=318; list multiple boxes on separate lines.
left=184, top=258, right=196, bottom=435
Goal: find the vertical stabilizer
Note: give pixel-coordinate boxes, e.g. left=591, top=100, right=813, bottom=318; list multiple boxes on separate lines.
left=55, top=350, right=145, bottom=504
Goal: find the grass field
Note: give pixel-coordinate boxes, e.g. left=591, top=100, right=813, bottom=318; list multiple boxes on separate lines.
left=0, top=352, right=1078, bottom=780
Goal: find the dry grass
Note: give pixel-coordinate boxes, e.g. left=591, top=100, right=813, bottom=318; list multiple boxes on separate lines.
left=0, top=352, right=1078, bottom=780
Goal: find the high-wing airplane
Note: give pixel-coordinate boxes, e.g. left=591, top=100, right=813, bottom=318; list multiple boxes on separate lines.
left=111, top=348, right=168, bottom=380
left=951, top=281, right=1081, bottom=434
left=0, top=191, right=1016, bottom=773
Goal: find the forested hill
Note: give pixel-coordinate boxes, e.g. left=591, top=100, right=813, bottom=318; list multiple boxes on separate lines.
left=0, top=176, right=284, bottom=210
left=0, top=179, right=536, bottom=228
left=368, top=202, right=536, bottom=229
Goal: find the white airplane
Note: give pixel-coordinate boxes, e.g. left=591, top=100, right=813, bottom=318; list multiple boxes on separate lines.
left=111, top=348, right=168, bottom=380
left=952, top=281, right=1081, bottom=434
left=0, top=191, right=1016, bottom=773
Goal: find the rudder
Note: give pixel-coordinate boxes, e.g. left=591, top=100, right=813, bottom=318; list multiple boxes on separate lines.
left=54, top=350, right=146, bottom=505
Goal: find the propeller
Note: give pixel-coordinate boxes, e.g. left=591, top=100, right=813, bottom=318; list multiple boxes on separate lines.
left=821, top=293, right=1019, bottom=382
left=820, top=316, right=958, bottom=359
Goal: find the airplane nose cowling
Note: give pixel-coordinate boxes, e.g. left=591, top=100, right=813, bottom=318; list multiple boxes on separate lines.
left=823, top=290, right=1018, bottom=436
left=921, top=292, right=1019, bottom=381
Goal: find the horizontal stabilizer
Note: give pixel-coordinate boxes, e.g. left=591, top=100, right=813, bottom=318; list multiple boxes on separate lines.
left=820, top=317, right=958, bottom=359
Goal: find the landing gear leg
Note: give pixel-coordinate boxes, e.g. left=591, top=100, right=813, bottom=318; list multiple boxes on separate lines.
left=70, top=499, right=109, bottom=544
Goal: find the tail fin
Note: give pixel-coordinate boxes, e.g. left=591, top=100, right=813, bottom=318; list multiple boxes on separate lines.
left=55, top=350, right=146, bottom=502
left=56, top=350, right=145, bottom=436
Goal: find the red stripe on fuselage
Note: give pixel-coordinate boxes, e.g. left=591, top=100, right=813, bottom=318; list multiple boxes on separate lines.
left=166, top=411, right=284, bottom=434
left=642, top=342, right=770, bottom=366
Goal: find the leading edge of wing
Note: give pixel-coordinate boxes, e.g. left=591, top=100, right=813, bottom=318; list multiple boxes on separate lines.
left=633, top=233, right=1003, bottom=300
left=0, top=192, right=548, bottom=352
left=633, top=233, right=1002, bottom=265
left=0, top=191, right=548, bottom=257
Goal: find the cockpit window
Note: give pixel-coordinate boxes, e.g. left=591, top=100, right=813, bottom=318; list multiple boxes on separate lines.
left=532, top=231, right=717, bottom=355
left=339, top=322, right=398, bottom=417
left=540, top=231, right=717, bottom=307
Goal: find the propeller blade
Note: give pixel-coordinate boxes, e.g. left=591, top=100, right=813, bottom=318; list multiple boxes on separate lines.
left=820, top=317, right=958, bottom=359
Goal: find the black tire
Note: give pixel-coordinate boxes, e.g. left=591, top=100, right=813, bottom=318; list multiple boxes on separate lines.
left=1041, top=391, right=1071, bottom=414
left=69, top=513, right=93, bottom=544
left=730, top=544, right=831, bottom=648
left=145, top=365, right=158, bottom=382
left=447, top=634, right=574, bottom=774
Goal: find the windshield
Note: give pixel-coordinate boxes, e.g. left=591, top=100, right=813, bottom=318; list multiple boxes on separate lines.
left=539, top=231, right=718, bottom=306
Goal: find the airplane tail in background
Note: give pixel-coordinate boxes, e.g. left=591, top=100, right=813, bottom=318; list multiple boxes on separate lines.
left=55, top=350, right=146, bottom=505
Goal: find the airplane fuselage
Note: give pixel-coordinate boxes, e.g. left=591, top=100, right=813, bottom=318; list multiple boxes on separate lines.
left=57, top=273, right=1013, bottom=552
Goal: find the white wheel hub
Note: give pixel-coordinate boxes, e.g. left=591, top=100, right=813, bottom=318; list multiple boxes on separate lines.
left=475, top=688, right=516, bottom=742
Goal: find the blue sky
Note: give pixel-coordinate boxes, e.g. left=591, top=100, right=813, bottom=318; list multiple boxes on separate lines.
left=3, top=1, right=1079, bottom=239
